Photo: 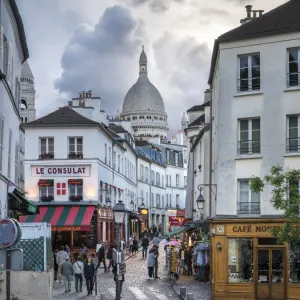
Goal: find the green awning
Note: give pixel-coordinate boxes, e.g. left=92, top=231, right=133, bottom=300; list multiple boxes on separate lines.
left=8, top=188, right=39, bottom=215
left=165, top=226, right=189, bottom=238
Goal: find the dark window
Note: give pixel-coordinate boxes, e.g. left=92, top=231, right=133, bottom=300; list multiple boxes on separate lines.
left=287, top=116, right=299, bottom=152
left=288, top=49, right=299, bottom=87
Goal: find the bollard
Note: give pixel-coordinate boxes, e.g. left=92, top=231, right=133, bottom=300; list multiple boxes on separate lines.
left=180, top=287, right=187, bottom=297
left=100, top=293, right=106, bottom=300
left=187, top=293, right=193, bottom=300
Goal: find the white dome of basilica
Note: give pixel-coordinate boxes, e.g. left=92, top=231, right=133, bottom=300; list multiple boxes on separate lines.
left=121, top=46, right=169, bottom=141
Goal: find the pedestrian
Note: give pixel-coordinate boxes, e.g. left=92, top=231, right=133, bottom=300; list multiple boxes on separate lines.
left=152, top=233, right=160, bottom=247
left=112, top=261, right=125, bottom=294
left=62, top=256, right=74, bottom=293
left=53, top=249, right=59, bottom=282
left=56, top=246, right=69, bottom=284
left=129, top=235, right=134, bottom=253
left=96, top=243, right=107, bottom=272
left=107, top=245, right=114, bottom=271
left=141, top=235, right=149, bottom=259
left=84, top=257, right=95, bottom=296
left=132, top=237, right=138, bottom=255
left=150, top=245, right=159, bottom=279
left=73, top=257, right=84, bottom=292
left=80, top=244, right=88, bottom=261
left=91, top=253, right=98, bottom=266
left=147, top=250, right=156, bottom=278
left=65, top=244, right=70, bottom=255
left=185, top=247, right=193, bottom=276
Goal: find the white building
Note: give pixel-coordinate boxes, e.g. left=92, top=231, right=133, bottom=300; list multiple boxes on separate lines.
left=0, top=0, right=38, bottom=218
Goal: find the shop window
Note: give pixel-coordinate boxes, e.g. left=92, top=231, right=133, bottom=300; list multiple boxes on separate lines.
left=290, top=241, right=300, bottom=283
left=68, top=179, right=83, bottom=201
left=39, top=180, right=54, bottom=202
left=228, top=238, right=253, bottom=283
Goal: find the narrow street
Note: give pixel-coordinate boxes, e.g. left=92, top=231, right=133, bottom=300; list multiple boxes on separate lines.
left=53, top=245, right=181, bottom=300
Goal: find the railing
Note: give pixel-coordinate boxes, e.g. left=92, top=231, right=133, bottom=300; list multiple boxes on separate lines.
left=238, top=140, right=260, bottom=154
left=237, top=202, right=260, bottom=215
left=287, top=73, right=300, bottom=87
left=286, top=137, right=300, bottom=152
left=237, top=77, right=260, bottom=92
left=68, top=152, right=83, bottom=159
left=69, top=195, right=83, bottom=202
left=40, top=196, right=54, bottom=202
left=39, top=153, right=54, bottom=160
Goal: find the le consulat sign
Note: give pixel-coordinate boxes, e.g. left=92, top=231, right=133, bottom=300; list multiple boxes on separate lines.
left=31, top=165, right=90, bottom=177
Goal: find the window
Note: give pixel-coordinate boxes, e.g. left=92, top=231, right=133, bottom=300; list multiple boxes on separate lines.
left=238, top=179, right=260, bottom=214
left=118, top=155, right=120, bottom=172
left=56, top=182, right=66, bottom=195
left=287, top=116, right=300, bottom=152
left=238, top=119, right=260, bottom=154
left=68, top=179, right=83, bottom=201
left=288, top=49, right=300, bottom=87
left=151, top=193, right=154, bottom=207
left=68, top=137, right=83, bottom=158
left=238, top=53, right=260, bottom=92
left=113, top=151, right=116, bottom=170
left=20, top=99, right=27, bottom=110
left=15, top=143, right=19, bottom=184
left=166, top=150, right=170, bottom=164
left=39, top=180, right=54, bottom=202
left=3, top=35, right=8, bottom=76
left=290, top=241, right=300, bottom=283
left=288, top=180, right=300, bottom=215
left=228, top=238, right=253, bottom=283
left=162, top=196, right=164, bottom=208
left=105, top=144, right=107, bottom=164
left=184, top=176, right=187, bottom=187
left=162, top=175, right=164, bottom=187
left=156, top=172, right=160, bottom=186
left=40, top=137, right=54, bottom=159
left=175, top=152, right=179, bottom=166
left=170, top=194, right=172, bottom=207
left=166, top=175, right=168, bottom=186
left=8, top=130, right=12, bottom=178
left=109, top=147, right=111, bottom=166
left=169, top=175, right=172, bottom=186
left=176, top=174, right=179, bottom=187
left=140, top=165, right=144, bottom=181
left=0, top=115, right=3, bottom=171
left=145, top=167, right=149, bottom=182
left=166, top=194, right=169, bottom=207
left=156, top=194, right=160, bottom=208
left=146, top=192, right=148, bottom=207
left=151, top=170, right=154, bottom=185
left=100, top=181, right=103, bottom=203
left=176, top=194, right=180, bottom=208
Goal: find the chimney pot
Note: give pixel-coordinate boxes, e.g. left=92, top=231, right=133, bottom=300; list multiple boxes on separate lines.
left=245, top=5, right=252, bottom=18
left=253, top=11, right=257, bottom=18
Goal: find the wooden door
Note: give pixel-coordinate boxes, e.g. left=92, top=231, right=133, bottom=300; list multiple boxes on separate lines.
left=257, top=248, right=285, bottom=300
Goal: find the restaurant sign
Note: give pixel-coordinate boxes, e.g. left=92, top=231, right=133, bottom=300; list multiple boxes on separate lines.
left=52, top=226, right=89, bottom=231
left=31, top=165, right=90, bottom=177
left=232, top=224, right=281, bottom=233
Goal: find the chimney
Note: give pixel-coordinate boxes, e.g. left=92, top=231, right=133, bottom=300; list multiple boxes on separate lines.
left=240, top=5, right=264, bottom=25
left=246, top=5, right=252, bottom=18
left=88, top=90, right=92, bottom=97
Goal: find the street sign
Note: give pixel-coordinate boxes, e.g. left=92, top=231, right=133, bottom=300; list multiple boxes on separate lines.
left=0, top=218, right=21, bottom=248
left=113, top=249, right=125, bottom=264
left=0, top=248, right=23, bottom=271
left=117, top=262, right=126, bottom=275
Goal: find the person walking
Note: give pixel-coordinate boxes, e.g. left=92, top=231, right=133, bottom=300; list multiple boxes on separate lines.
left=80, top=244, right=88, bottom=261
left=147, top=250, right=156, bottom=278
left=84, top=257, right=95, bottom=295
left=129, top=235, right=134, bottom=253
left=152, top=233, right=160, bottom=247
left=150, top=245, right=160, bottom=279
left=141, top=235, right=149, bottom=259
left=73, top=257, right=84, bottom=292
left=56, top=246, right=69, bottom=284
left=53, top=249, right=59, bottom=282
left=62, top=256, right=74, bottom=293
left=96, top=243, right=107, bottom=272
left=132, top=237, right=138, bottom=255
left=65, top=244, right=70, bottom=255
left=107, top=245, right=114, bottom=271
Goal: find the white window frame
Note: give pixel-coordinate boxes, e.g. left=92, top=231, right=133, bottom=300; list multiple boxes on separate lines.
left=176, top=174, right=179, bottom=187
left=287, top=48, right=300, bottom=87
left=287, top=115, right=300, bottom=152
left=145, top=167, right=148, bottom=182
left=69, top=182, right=83, bottom=198
left=39, top=184, right=54, bottom=199
left=113, top=151, right=116, bottom=170
left=8, top=130, right=12, bottom=178
left=68, top=137, right=83, bottom=155
left=118, top=155, right=120, bottom=173
left=40, top=137, right=54, bottom=155
left=238, top=118, right=260, bottom=155
left=237, top=53, right=261, bottom=92
left=238, top=179, right=260, bottom=215
left=109, top=147, right=111, bottom=167
left=176, top=194, right=180, bottom=208
left=15, top=143, right=19, bottom=184
left=105, top=143, right=107, bottom=164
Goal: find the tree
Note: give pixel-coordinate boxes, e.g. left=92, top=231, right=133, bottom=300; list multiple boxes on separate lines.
left=250, top=165, right=300, bottom=244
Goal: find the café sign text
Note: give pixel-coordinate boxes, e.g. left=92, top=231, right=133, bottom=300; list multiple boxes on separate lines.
left=232, top=225, right=281, bottom=233
left=31, top=165, right=90, bottom=177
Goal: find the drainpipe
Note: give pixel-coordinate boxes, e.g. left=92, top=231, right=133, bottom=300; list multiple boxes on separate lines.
left=149, top=162, right=152, bottom=227
left=192, top=148, right=195, bottom=220
left=209, top=87, right=213, bottom=217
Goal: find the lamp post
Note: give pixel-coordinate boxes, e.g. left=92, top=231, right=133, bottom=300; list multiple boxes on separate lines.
left=112, top=201, right=126, bottom=300
left=197, top=184, right=217, bottom=219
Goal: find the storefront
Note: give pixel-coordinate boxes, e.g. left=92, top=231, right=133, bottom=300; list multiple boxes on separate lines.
left=210, top=218, right=300, bottom=300
left=20, top=204, right=97, bottom=250
left=138, top=208, right=149, bottom=236
left=167, top=209, right=185, bottom=232
left=97, top=206, right=114, bottom=245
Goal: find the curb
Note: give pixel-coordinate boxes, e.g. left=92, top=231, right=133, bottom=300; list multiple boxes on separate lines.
left=171, top=284, right=185, bottom=300
left=125, top=242, right=153, bottom=261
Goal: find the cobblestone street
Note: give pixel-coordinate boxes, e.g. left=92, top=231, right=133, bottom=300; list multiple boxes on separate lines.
left=53, top=245, right=181, bottom=300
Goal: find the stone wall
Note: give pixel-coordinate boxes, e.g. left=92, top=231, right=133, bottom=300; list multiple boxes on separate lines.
left=0, top=271, right=53, bottom=300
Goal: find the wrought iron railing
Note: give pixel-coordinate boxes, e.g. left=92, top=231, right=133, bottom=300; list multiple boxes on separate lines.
left=68, top=152, right=83, bottom=159
left=237, top=202, right=260, bottom=215
left=40, top=196, right=54, bottom=202
left=238, top=140, right=260, bottom=154
left=287, top=73, right=300, bottom=87
left=237, top=77, right=260, bottom=92
left=39, top=153, right=54, bottom=160
left=286, top=137, right=300, bottom=152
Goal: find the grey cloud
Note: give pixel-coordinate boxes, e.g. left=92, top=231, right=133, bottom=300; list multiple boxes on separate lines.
left=200, top=8, right=230, bottom=16
left=55, top=5, right=143, bottom=113
left=122, top=0, right=184, bottom=12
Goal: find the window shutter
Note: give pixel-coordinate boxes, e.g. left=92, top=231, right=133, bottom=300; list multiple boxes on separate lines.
left=0, top=26, right=3, bottom=72
left=7, top=42, right=12, bottom=85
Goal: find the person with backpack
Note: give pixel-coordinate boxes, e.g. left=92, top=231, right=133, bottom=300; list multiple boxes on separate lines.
left=96, top=243, right=107, bottom=272
left=84, top=257, right=95, bottom=295
left=73, top=257, right=84, bottom=292
left=56, top=246, right=69, bottom=284
left=141, top=235, right=149, bottom=259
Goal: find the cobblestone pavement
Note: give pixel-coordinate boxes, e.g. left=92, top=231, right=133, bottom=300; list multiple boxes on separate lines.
left=53, top=244, right=181, bottom=300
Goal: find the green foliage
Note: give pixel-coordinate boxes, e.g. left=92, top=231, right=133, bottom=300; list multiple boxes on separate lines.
left=11, top=294, right=20, bottom=300
left=0, top=272, right=3, bottom=293
left=249, top=166, right=300, bottom=244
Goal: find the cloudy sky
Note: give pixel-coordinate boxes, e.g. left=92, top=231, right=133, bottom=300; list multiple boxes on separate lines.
left=16, top=0, right=286, bottom=134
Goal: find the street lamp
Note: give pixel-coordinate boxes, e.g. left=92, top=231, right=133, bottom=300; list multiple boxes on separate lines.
left=112, top=201, right=126, bottom=300
left=196, top=184, right=217, bottom=220
left=130, top=199, right=134, bottom=210
left=106, top=196, right=112, bottom=208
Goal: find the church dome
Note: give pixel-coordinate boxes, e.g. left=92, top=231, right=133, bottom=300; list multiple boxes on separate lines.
left=21, top=61, right=34, bottom=79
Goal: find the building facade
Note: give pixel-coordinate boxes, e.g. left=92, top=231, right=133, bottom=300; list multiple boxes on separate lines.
left=0, top=0, right=38, bottom=219
left=208, top=2, right=300, bottom=299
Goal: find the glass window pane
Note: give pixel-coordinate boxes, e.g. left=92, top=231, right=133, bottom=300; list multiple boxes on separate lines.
left=272, top=249, right=284, bottom=284
left=48, top=138, right=54, bottom=153
left=289, top=49, right=298, bottom=63
left=252, top=119, right=260, bottom=130
left=239, top=56, right=248, bottom=68
left=289, top=117, right=298, bottom=130
left=289, top=241, right=300, bottom=283
left=289, top=62, right=298, bottom=74
left=41, top=139, right=46, bottom=153
left=251, top=66, right=260, bottom=78
left=251, top=54, right=260, bottom=67
left=258, top=250, right=269, bottom=282
left=240, top=120, right=249, bottom=131
left=228, top=238, right=253, bottom=283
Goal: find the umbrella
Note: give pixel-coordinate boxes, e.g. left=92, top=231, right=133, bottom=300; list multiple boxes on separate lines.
left=160, top=239, right=168, bottom=244
left=165, top=241, right=181, bottom=246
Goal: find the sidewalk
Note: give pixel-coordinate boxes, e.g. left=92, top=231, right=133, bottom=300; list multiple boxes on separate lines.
left=172, top=277, right=211, bottom=300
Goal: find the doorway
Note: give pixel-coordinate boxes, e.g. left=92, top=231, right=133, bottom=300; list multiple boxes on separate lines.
left=256, top=248, right=286, bottom=300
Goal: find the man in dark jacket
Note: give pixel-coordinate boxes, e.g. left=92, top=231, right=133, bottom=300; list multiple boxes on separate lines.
left=141, top=236, right=149, bottom=259
left=107, top=245, right=114, bottom=271
left=96, top=244, right=107, bottom=272
left=53, top=249, right=58, bottom=282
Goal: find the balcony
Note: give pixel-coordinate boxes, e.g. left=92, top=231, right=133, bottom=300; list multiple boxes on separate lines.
left=40, top=195, right=54, bottom=202
left=286, top=137, right=300, bottom=152
left=238, top=140, right=260, bottom=155
left=237, top=77, right=260, bottom=92
left=287, top=73, right=300, bottom=87
left=39, top=153, right=54, bottom=160
left=68, top=152, right=83, bottom=159
left=69, top=195, right=83, bottom=202
left=237, top=202, right=260, bottom=215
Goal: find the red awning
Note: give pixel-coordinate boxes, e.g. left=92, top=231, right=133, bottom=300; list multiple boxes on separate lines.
left=178, top=218, right=192, bottom=226
left=68, top=179, right=83, bottom=185
left=177, top=210, right=185, bottom=217
left=20, top=205, right=95, bottom=231
left=38, top=180, right=54, bottom=186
